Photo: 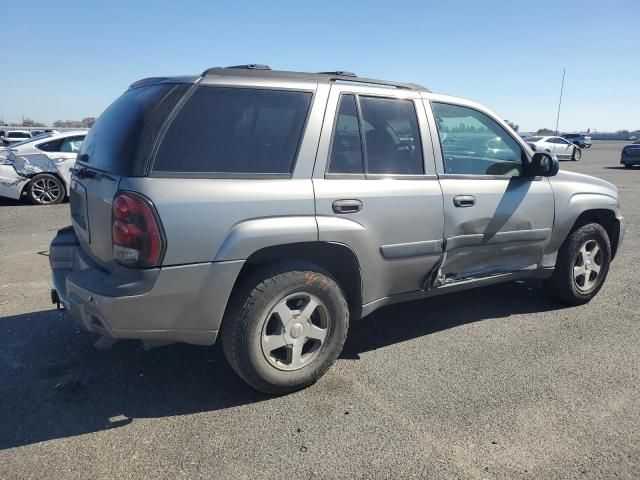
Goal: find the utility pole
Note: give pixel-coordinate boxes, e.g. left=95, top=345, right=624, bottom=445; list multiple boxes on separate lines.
left=554, top=68, right=565, bottom=136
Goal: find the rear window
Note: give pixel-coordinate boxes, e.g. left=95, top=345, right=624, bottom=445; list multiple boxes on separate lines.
left=152, top=86, right=313, bottom=175
left=77, top=84, right=187, bottom=175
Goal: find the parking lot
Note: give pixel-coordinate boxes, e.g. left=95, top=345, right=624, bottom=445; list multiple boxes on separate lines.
left=0, top=141, right=638, bottom=479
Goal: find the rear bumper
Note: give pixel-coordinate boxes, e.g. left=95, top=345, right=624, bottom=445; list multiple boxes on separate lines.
left=50, top=226, right=244, bottom=345
left=0, top=164, right=28, bottom=200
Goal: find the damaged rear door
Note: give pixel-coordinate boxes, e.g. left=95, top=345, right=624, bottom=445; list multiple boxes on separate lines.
left=428, top=101, right=554, bottom=282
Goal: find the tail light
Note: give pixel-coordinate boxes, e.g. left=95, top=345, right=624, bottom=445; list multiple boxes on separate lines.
left=528, top=143, right=536, bottom=151
left=112, top=192, right=165, bottom=267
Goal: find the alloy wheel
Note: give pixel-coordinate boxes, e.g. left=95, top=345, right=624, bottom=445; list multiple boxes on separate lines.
left=573, top=239, right=602, bottom=293
left=260, top=292, right=330, bottom=371
left=31, top=177, right=62, bottom=204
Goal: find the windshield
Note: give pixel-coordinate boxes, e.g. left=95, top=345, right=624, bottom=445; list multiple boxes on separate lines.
left=8, top=132, right=31, bottom=139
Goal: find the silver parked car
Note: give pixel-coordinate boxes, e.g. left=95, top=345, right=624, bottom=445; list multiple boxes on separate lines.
left=526, top=135, right=582, bottom=161
left=0, top=130, right=86, bottom=204
left=49, top=65, right=624, bottom=394
left=1, top=130, right=32, bottom=146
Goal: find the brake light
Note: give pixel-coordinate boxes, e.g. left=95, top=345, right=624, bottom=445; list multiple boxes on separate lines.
left=112, top=192, right=165, bottom=267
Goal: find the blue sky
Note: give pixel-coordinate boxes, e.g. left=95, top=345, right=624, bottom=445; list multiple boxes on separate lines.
left=1, top=0, right=637, bottom=132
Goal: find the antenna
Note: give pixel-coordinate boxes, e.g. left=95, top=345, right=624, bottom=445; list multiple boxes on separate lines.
left=554, top=68, right=566, bottom=136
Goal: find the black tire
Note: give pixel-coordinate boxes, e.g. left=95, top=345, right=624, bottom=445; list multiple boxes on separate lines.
left=544, top=223, right=611, bottom=305
left=222, top=261, right=349, bottom=394
left=27, top=173, right=65, bottom=205
left=572, top=148, right=582, bottom=161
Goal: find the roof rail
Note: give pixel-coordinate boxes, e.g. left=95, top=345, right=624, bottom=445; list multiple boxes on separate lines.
left=318, top=71, right=357, bottom=77
left=329, top=76, right=428, bottom=92
left=201, top=64, right=271, bottom=76
left=226, top=64, right=271, bottom=70
left=199, top=66, right=430, bottom=92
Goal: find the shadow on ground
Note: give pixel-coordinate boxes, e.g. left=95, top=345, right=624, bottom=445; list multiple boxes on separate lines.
left=0, top=279, right=564, bottom=449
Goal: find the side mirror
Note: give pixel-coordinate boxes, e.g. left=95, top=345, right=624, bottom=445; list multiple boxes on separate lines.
left=528, top=152, right=559, bottom=177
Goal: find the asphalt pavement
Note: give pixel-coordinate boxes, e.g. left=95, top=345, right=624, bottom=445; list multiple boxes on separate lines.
left=0, top=141, right=638, bottom=479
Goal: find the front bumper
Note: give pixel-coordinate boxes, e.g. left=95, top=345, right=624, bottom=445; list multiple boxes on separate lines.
left=50, top=226, right=244, bottom=345
left=621, top=155, right=640, bottom=166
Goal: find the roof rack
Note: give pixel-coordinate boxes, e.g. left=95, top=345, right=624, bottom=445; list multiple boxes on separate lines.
left=226, top=64, right=271, bottom=70
left=200, top=66, right=429, bottom=92
left=318, top=70, right=357, bottom=78
left=328, top=76, right=427, bottom=91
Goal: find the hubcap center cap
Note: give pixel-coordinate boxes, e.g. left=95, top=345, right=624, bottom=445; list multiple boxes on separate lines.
left=290, top=322, right=304, bottom=339
left=585, top=260, right=592, bottom=270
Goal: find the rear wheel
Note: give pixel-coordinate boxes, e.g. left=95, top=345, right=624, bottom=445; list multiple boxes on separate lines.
left=544, top=223, right=611, bottom=305
left=222, top=261, right=349, bottom=394
left=572, top=148, right=582, bottom=161
left=27, top=173, right=65, bottom=205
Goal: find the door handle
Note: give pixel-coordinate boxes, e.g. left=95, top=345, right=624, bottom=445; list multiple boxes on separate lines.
left=453, top=195, right=476, bottom=207
left=332, top=199, right=363, bottom=214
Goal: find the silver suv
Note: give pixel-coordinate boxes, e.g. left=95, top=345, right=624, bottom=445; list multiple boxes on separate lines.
left=49, top=65, right=624, bottom=394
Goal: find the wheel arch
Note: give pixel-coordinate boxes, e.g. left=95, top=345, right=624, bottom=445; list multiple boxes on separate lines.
left=226, top=242, right=363, bottom=323
left=568, top=208, right=621, bottom=259
left=23, top=171, right=68, bottom=198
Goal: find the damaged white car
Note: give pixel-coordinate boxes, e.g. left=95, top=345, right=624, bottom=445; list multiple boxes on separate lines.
left=0, top=130, right=86, bottom=205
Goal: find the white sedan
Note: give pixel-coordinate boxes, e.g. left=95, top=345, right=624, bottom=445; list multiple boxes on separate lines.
left=525, top=135, right=582, bottom=161
left=0, top=130, right=87, bottom=205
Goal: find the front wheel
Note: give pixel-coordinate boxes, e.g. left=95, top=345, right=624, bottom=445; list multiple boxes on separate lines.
left=544, top=223, right=611, bottom=305
left=27, top=173, right=65, bottom=205
left=222, top=261, right=349, bottom=394
left=572, top=148, right=582, bottom=161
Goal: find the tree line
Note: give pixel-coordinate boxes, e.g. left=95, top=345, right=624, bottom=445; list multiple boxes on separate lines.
left=0, top=117, right=96, bottom=128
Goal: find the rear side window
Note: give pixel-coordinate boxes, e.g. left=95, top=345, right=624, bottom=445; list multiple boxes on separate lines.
left=77, top=84, right=186, bottom=175
left=153, top=87, right=313, bottom=175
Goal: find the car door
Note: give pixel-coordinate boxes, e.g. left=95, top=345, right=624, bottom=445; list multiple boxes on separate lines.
left=53, top=135, right=85, bottom=187
left=427, top=100, right=554, bottom=282
left=313, top=84, right=445, bottom=304
left=547, top=137, right=570, bottom=159
left=556, top=137, right=574, bottom=159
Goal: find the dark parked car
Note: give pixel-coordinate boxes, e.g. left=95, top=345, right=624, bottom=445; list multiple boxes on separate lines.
left=621, top=139, right=640, bottom=168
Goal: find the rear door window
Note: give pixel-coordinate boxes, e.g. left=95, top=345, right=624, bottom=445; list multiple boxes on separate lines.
left=327, top=94, right=424, bottom=176
left=36, top=139, right=63, bottom=152
left=152, top=87, right=313, bottom=175
left=359, top=96, right=423, bottom=175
